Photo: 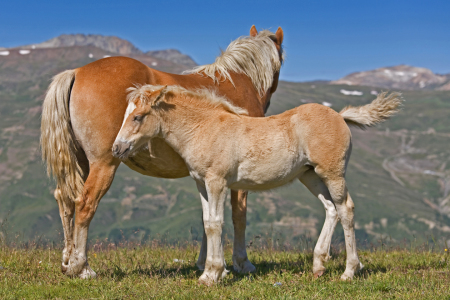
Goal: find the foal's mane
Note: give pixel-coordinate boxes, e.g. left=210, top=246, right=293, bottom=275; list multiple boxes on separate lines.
left=183, top=30, right=284, bottom=96
left=127, top=85, right=249, bottom=116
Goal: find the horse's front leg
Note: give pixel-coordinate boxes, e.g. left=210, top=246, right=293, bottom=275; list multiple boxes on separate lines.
left=230, top=190, right=256, bottom=273
left=62, top=160, right=119, bottom=278
left=197, top=179, right=228, bottom=285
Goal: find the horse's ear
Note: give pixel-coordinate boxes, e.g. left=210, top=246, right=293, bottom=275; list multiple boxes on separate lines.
left=250, top=25, right=258, bottom=37
left=275, top=27, right=284, bottom=45
left=152, top=86, right=168, bottom=106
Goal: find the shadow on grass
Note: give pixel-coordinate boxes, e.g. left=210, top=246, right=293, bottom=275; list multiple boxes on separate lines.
left=94, top=253, right=389, bottom=283
left=96, top=263, right=201, bottom=281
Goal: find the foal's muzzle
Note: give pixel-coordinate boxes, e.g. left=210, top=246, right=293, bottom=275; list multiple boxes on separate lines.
left=112, top=140, right=132, bottom=159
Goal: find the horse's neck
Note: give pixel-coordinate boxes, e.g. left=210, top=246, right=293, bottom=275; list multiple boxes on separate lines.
left=176, top=72, right=268, bottom=117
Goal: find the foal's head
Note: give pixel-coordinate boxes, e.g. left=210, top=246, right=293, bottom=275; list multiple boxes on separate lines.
left=112, top=86, right=169, bottom=159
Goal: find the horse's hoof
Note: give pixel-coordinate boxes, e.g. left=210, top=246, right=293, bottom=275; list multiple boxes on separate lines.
left=61, top=262, right=69, bottom=274
left=196, top=262, right=205, bottom=270
left=221, top=268, right=229, bottom=279
left=314, top=270, right=325, bottom=278
left=79, top=264, right=97, bottom=279
left=233, top=258, right=256, bottom=274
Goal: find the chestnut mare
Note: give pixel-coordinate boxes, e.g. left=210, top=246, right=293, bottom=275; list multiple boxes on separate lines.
left=41, top=26, right=284, bottom=278
left=113, top=85, right=402, bottom=284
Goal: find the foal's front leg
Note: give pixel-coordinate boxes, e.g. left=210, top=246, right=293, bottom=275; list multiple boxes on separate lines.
left=197, top=178, right=228, bottom=285
left=197, top=189, right=255, bottom=274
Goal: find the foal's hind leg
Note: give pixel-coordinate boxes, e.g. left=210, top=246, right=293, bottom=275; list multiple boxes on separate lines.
left=63, top=159, right=120, bottom=278
left=325, top=178, right=363, bottom=280
left=299, top=169, right=339, bottom=278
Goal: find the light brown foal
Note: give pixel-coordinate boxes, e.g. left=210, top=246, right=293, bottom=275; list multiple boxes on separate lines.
left=113, top=85, right=403, bottom=284
left=41, top=26, right=284, bottom=278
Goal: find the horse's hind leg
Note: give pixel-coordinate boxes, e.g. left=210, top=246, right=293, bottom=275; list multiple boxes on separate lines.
left=299, top=169, right=339, bottom=278
left=54, top=188, right=75, bottom=268
left=324, top=178, right=363, bottom=280
left=55, top=150, right=89, bottom=273
left=63, top=159, right=120, bottom=278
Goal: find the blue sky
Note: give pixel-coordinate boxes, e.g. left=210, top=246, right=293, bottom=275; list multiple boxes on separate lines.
left=1, top=0, right=449, bottom=81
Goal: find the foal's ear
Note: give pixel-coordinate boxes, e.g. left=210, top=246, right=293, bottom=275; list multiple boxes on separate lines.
left=152, top=86, right=168, bottom=106
left=275, top=27, right=284, bottom=45
left=250, top=25, right=258, bottom=37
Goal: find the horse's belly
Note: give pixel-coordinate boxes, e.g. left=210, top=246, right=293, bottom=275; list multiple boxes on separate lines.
left=123, top=138, right=190, bottom=178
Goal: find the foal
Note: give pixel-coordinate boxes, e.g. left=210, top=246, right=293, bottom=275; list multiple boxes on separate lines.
left=113, top=85, right=403, bottom=285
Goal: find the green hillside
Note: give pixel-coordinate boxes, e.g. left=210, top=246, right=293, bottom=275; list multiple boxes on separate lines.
left=0, top=50, right=449, bottom=247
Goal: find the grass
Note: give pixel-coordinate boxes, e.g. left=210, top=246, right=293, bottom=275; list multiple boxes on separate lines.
left=1, top=236, right=449, bottom=299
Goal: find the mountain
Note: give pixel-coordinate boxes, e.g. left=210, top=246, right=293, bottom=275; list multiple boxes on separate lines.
left=15, top=34, right=197, bottom=68
left=145, top=49, right=197, bottom=69
left=331, top=65, right=450, bottom=91
left=0, top=42, right=449, bottom=247
left=22, top=34, right=143, bottom=55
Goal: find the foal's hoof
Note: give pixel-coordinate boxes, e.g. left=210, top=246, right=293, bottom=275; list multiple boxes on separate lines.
left=340, top=262, right=364, bottom=281
left=313, top=270, right=325, bottom=278
left=198, top=273, right=216, bottom=286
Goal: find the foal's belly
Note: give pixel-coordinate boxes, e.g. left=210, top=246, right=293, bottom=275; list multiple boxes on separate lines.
left=228, top=162, right=310, bottom=191
left=123, top=137, right=190, bottom=179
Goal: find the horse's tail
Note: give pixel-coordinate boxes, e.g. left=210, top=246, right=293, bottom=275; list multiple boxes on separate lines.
left=339, top=92, right=404, bottom=129
left=41, top=70, right=85, bottom=201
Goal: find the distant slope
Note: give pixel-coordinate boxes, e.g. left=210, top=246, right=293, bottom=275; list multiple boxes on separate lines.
left=331, top=65, right=450, bottom=90
left=0, top=48, right=449, bottom=246
left=145, top=49, right=197, bottom=69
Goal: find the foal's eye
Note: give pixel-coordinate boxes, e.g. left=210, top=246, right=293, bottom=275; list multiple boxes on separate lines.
left=133, top=115, right=143, bottom=122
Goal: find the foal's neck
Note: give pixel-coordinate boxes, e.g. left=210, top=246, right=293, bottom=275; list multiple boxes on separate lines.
left=159, top=101, right=235, bottom=154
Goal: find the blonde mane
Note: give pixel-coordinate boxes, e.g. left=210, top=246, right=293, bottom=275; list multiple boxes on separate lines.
left=127, top=85, right=249, bottom=116
left=183, top=30, right=284, bottom=96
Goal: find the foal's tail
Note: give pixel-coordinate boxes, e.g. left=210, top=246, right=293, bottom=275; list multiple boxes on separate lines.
left=339, top=92, right=404, bottom=129
left=41, top=70, right=85, bottom=201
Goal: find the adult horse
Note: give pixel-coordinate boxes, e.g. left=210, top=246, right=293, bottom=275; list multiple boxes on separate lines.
left=40, top=26, right=284, bottom=278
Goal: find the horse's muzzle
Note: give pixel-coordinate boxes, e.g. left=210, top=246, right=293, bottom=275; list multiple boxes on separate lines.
left=112, top=140, right=132, bottom=159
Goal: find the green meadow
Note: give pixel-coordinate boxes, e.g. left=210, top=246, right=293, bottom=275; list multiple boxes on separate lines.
left=1, top=234, right=449, bottom=299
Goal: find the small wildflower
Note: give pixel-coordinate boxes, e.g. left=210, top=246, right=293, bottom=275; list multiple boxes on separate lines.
left=274, top=282, right=282, bottom=286
left=445, top=249, right=448, bottom=252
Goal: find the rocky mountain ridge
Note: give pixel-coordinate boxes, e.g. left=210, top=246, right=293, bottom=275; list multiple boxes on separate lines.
left=331, top=65, right=450, bottom=91
left=11, top=34, right=197, bottom=68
